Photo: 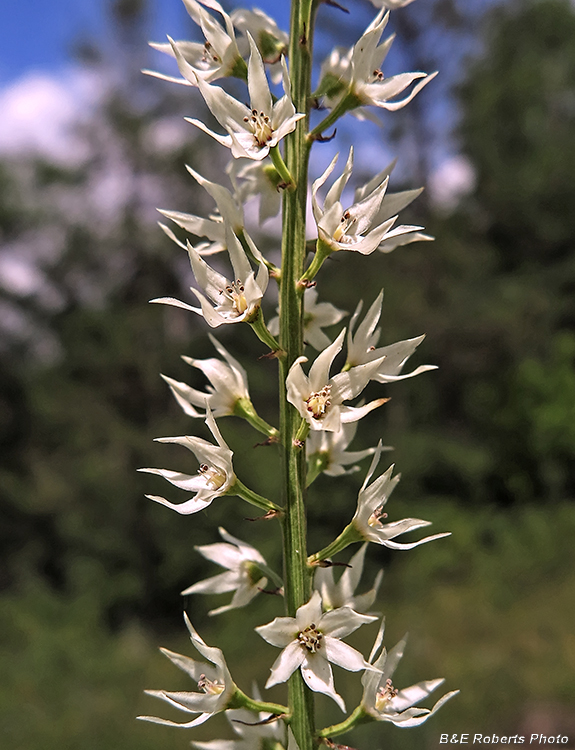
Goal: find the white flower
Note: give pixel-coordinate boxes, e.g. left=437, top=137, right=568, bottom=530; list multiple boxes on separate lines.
left=306, top=421, right=383, bottom=479
left=152, top=230, right=269, bottom=327
left=145, top=0, right=244, bottom=87
left=187, top=36, right=305, bottom=160
left=349, top=11, right=437, bottom=111
left=352, top=160, right=434, bottom=253
left=256, top=590, right=378, bottom=711
left=182, top=526, right=268, bottom=615
left=312, top=149, right=423, bottom=255
left=162, top=334, right=250, bottom=419
left=138, top=613, right=236, bottom=728
left=158, top=165, right=244, bottom=250
left=228, top=158, right=283, bottom=223
left=317, top=46, right=353, bottom=111
left=139, top=408, right=235, bottom=515
left=231, top=7, right=288, bottom=84
left=346, top=291, right=437, bottom=381
left=315, top=544, right=383, bottom=613
left=269, top=287, right=346, bottom=350
left=286, top=329, right=389, bottom=432
left=361, top=623, right=458, bottom=726
left=352, top=444, right=450, bottom=549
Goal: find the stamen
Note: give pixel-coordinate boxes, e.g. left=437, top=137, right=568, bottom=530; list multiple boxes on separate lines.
left=375, top=678, right=398, bottom=710
left=297, top=624, right=323, bottom=653
left=201, top=41, right=220, bottom=67
left=305, top=385, right=332, bottom=419
left=333, top=210, right=357, bottom=242
left=198, top=463, right=227, bottom=490
left=197, top=673, right=225, bottom=695
left=221, top=280, right=249, bottom=316
left=245, top=109, right=274, bottom=147
left=368, top=506, right=388, bottom=528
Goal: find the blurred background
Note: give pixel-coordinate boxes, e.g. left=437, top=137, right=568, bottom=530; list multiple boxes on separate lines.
left=1, top=0, right=575, bottom=747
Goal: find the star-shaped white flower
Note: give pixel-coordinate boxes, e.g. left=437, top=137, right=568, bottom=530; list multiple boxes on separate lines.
left=162, top=334, right=250, bottom=419
left=269, top=287, right=346, bottom=351
left=231, top=7, right=288, bottom=84
left=306, top=421, right=383, bottom=479
left=312, top=149, right=423, bottom=255
left=145, top=0, right=245, bottom=87
left=286, top=329, right=389, bottom=432
left=316, top=45, right=353, bottom=111
left=138, top=612, right=236, bottom=728
left=187, top=35, right=305, bottom=160
left=182, top=526, right=269, bottom=616
left=346, top=291, right=437, bottom=381
left=228, top=158, right=283, bottom=223
left=349, top=10, right=437, bottom=111
left=256, top=590, right=378, bottom=711
left=315, top=544, right=383, bottom=613
left=152, top=230, right=269, bottom=327
left=139, top=408, right=235, bottom=515
left=361, top=623, right=458, bottom=726
left=352, top=444, right=450, bottom=549
left=352, top=160, right=433, bottom=253
left=158, top=165, right=244, bottom=250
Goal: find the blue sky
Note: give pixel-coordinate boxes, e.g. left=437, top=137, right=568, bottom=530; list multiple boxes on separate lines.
left=1, top=0, right=180, bottom=83
left=0, top=0, right=476, bottom=206
left=0, top=0, right=294, bottom=84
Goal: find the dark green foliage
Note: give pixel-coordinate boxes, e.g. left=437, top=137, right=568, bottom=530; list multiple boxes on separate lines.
left=460, top=0, right=575, bottom=268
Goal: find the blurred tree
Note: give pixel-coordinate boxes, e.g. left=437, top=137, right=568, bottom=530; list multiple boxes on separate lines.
left=378, top=0, right=575, bottom=506
left=0, top=0, right=242, bottom=628
left=454, top=0, right=575, bottom=504
left=461, top=0, right=575, bottom=272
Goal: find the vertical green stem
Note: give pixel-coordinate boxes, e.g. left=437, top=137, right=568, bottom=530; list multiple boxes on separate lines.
left=279, top=1, right=317, bottom=748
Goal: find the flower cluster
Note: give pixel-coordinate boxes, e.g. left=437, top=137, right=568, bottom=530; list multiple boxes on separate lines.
left=139, top=1, right=456, bottom=749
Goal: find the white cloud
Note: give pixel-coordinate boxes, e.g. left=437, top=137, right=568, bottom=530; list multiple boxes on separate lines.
left=429, top=154, right=476, bottom=212
left=0, top=229, right=65, bottom=301
left=143, top=116, right=191, bottom=155
left=0, top=67, right=107, bottom=165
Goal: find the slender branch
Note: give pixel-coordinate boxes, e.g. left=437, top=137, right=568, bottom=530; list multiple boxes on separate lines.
left=317, top=705, right=370, bottom=739
left=230, top=477, right=282, bottom=512
left=300, top=239, right=333, bottom=285
left=233, top=397, right=279, bottom=440
left=307, top=523, right=363, bottom=566
left=308, top=90, right=361, bottom=141
left=249, top=309, right=285, bottom=355
left=232, top=686, right=289, bottom=717
left=278, top=1, right=319, bottom=748
left=270, top=145, right=296, bottom=190
left=238, top=230, right=280, bottom=277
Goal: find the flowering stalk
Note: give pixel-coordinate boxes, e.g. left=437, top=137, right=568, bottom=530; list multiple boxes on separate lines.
left=141, top=1, right=455, bottom=748
left=278, top=1, right=318, bottom=747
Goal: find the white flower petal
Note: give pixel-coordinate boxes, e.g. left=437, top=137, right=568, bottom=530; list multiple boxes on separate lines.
left=320, top=607, right=378, bottom=639
left=182, top=570, right=240, bottom=595
left=323, top=636, right=372, bottom=672
left=265, top=641, right=305, bottom=687
left=137, top=711, right=212, bottom=728
left=295, top=590, right=323, bottom=630
left=300, top=653, right=345, bottom=712
left=256, top=616, right=298, bottom=648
